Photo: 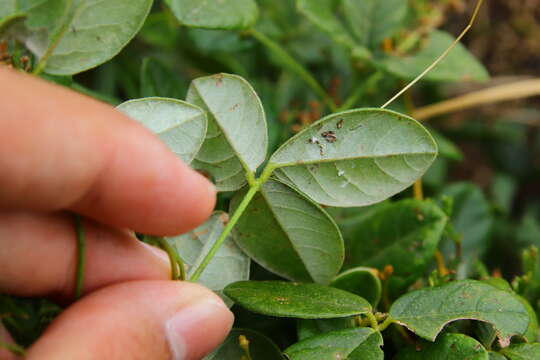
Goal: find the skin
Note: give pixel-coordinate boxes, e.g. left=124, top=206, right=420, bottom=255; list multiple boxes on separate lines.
left=0, top=66, right=233, bottom=360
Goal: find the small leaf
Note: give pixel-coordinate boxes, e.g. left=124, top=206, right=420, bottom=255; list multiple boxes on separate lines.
left=343, top=0, right=407, bottom=48
left=21, top=0, right=153, bottom=75
left=380, top=30, right=489, bottom=83
left=231, top=179, right=344, bottom=284
left=346, top=199, right=447, bottom=288
left=204, top=328, right=283, bottom=360
left=187, top=73, right=268, bottom=191
left=500, top=343, right=540, bottom=360
left=117, top=97, right=207, bottom=164
left=168, top=212, right=250, bottom=305
left=331, top=267, right=382, bottom=307
left=224, top=281, right=371, bottom=319
left=269, top=109, right=437, bottom=207
left=166, top=0, right=259, bottom=30
left=396, top=333, right=488, bottom=360
left=389, top=280, right=529, bottom=342
left=285, top=328, right=383, bottom=360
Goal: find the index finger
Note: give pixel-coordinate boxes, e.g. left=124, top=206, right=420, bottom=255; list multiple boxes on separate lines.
left=0, top=66, right=215, bottom=235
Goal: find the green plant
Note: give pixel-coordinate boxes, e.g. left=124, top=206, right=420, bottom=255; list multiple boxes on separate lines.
left=2, top=0, right=540, bottom=359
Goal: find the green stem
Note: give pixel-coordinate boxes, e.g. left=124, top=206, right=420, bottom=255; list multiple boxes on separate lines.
left=366, top=312, right=379, bottom=331
left=190, top=165, right=276, bottom=282
left=249, top=29, right=337, bottom=112
left=338, top=72, right=383, bottom=112
left=151, top=236, right=184, bottom=280
left=0, top=340, right=26, bottom=356
left=378, top=316, right=395, bottom=331
left=73, top=214, right=86, bottom=300
left=190, top=184, right=260, bottom=282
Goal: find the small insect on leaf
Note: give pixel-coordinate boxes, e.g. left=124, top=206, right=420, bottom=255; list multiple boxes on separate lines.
left=321, top=131, right=337, bottom=143
left=337, top=119, right=344, bottom=129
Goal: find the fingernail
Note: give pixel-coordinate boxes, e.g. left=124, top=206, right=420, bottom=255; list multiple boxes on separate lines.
left=140, top=242, right=170, bottom=267
left=165, top=299, right=232, bottom=360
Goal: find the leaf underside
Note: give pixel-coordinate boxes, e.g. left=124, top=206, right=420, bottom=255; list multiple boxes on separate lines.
left=270, top=108, right=437, bottom=207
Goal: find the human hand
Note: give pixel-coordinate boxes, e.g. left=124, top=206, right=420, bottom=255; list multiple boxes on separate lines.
left=0, top=66, right=233, bottom=360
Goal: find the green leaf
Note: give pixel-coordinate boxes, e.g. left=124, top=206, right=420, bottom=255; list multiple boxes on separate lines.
left=439, top=183, right=493, bottom=277
left=22, top=0, right=152, bottom=75
left=140, top=57, right=186, bottom=99
left=482, top=278, right=539, bottom=344
left=389, top=280, right=529, bottom=343
left=167, top=212, right=250, bottom=306
left=166, top=0, right=259, bottom=30
left=343, top=0, right=407, bottom=48
left=380, top=30, right=489, bottom=82
left=223, top=281, right=371, bottom=319
left=297, top=318, right=356, bottom=341
left=488, top=352, right=506, bottom=360
left=347, top=199, right=447, bottom=288
left=231, top=179, right=344, bottom=284
left=204, top=329, right=283, bottom=360
left=500, top=343, right=540, bottom=360
left=187, top=73, right=268, bottom=191
left=396, top=333, right=488, bottom=360
left=331, top=267, right=382, bottom=307
left=269, top=109, right=437, bottom=207
left=296, top=0, right=357, bottom=50
left=285, top=328, right=383, bottom=360
left=117, top=97, right=207, bottom=164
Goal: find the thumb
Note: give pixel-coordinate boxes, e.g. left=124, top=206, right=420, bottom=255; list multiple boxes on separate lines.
left=26, top=281, right=233, bottom=360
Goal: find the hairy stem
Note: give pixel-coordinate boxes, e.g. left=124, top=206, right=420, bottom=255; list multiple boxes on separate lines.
left=249, top=29, right=337, bottom=112
left=366, top=312, right=379, bottom=331
left=73, top=214, right=86, bottom=299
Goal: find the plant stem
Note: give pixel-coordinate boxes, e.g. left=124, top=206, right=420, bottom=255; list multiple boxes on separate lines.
left=190, top=183, right=259, bottom=282
left=249, top=29, right=338, bottom=112
left=73, top=214, right=86, bottom=300
left=413, top=180, right=424, bottom=201
left=378, top=316, right=395, bottom=332
left=366, top=312, right=379, bottom=331
left=0, top=340, right=26, bottom=356
left=190, top=165, right=276, bottom=281
left=150, top=236, right=183, bottom=280
left=412, top=78, right=540, bottom=122
left=338, top=72, right=383, bottom=112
